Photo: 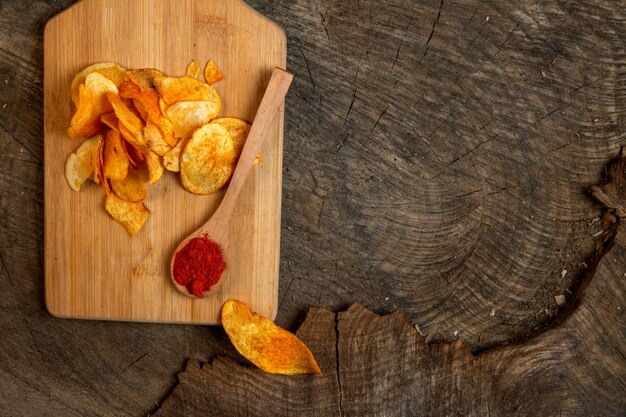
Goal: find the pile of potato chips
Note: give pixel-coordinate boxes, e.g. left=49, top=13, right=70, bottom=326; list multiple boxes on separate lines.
left=65, top=60, right=254, bottom=236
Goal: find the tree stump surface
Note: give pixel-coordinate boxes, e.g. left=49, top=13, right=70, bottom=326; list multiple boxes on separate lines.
left=0, top=0, right=624, bottom=415
left=156, top=225, right=625, bottom=416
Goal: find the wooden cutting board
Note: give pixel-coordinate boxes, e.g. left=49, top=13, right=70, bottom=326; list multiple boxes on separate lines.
left=43, top=0, right=286, bottom=324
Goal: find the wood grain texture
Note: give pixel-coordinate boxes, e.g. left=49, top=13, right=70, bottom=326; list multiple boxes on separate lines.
left=43, top=0, right=287, bottom=323
left=269, top=0, right=626, bottom=352
left=156, top=228, right=626, bottom=416
left=0, top=0, right=625, bottom=415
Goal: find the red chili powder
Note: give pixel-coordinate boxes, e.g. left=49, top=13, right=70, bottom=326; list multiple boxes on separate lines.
left=173, top=234, right=225, bottom=298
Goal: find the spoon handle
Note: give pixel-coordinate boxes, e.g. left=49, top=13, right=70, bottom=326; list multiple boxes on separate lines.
left=212, top=68, right=293, bottom=225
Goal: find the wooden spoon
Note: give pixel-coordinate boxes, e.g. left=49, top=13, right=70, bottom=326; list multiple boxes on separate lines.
left=171, top=67, right=293, bottom=298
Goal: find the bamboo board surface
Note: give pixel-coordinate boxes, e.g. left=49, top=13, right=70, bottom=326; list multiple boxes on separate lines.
left=43, top=0, right=286, bottom=324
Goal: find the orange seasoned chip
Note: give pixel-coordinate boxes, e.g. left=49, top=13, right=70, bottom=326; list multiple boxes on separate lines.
left=120, top=80, right=176, bottom=147
left=132, top=99, right=149, bottom=121
left=68, top=73, right=118, bottom=138
left=100, top=112, right=119, bottom=131
left=254, top=151, right=263, bottom=165
left=144, top=122, right=172, bottom=156
left=166, top=100, right=220, bottom=139
left=180, top=123, right=234, bottom=194
left=111, top=166, right=147, bottom=203
left=65, top=135, right=103, bottom=191
left=155, top=75, right=218, bottom=105
left=143, top=148, right=164, bottom=185
left=186, top=59, right=201, bottom=78
left=204, top=60, right=224, bottom=85
left=106, top=92, right=145, bottom=148
left=119, top=79, right=142, bottom=98
left=70, top=62, right=127, bottom=105
left=105, top=193, right=149, bottom=236
left=103, top=129, right=129, bottom=181
left=122, top=139, right=145, bottom=167
left=121, top=80, right=177, bottom=147
left=163, top=138, right=185, bottom=172
left=127, top=68, right=163, bottom=92
left=221, top=300, right=321, bottom=375
left=94, top=135, right=110, bottom=193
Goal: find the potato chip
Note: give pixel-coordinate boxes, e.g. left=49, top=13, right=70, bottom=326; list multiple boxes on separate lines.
left=186, top=59, right=201, bottom=78
left=204, top=60, right=224, bottom=85
left=120, top=80, right=177, bottom=147
left=159, top=117, right=178, bottom=147
left=210, top=118, right=264, bottom=166
left=65, top=135, right=103, bottom=191
left=210, top=117, right=250, bottom=158
left=119, top=79, right=142, bottom=99
left=103, top=129, right=129, bottom=180
left=100, top=112, right=119, bottom=131
left=127, top=68, right=163, bottom=92
left=122, top=139, right=145, bottom=167
left=70, top=62, right=127, bottom=105
left=89, top=148, right=100, bottom=184
left=159, top=98, right=168, bottom=115
left=68, top=73, right=118, bottom=138
left=155, top=75, right=219, bottom=105
left=221, top=300, right=321, bottom=375
left=111, top=166, right=147, bottom=202
left=166, top=100, right=220, bottom=139
left=180, top=123, right=234, bottom=194
left=106, top=92, right=145, bottom=148
left=163, top=138, right=185, bottom=172
left=254, top=151, right=263, bottom=165
left=105, top=193, right=149, bottom=236
left=132, top=99, right=149, bottom=121
left=144, top=148, right=164, bottom=185
left=96, top=136, right=111, bottom=193
left=144, top=122, right=172, bottom=156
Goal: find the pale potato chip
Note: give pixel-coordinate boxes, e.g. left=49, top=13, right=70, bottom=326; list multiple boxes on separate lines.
left=221, top=300, right=321, bottom=375
left=155, top=75, right=219, bottom=105
left=211, top=117, right=264, bottom=166
left=186, top=59, right=201, bottom=78
left=103, top=129, right=129, bottom=180
left=70, top=62, right=127, bottom=105
left=210, top=117, right=250, bottom=158
left=106, top=92, right=145, bottom=148
left=144, top=148, right=164, bottom=185
left=166, top=100, right=220, bottom=139
left=180, top=123, right=234, bottom=194
left=105, top=193, right=149, bottom=236
left=204, top=60, right=224, bottom=85
left=163, top=138, right=185, bottom=172
left=68, top=73, right=118, bottom=138
left=65, top=135, right=102, bottom=191
left=144, top=122, right=171, bottom=156
left=111, top=166, right=147, bottom=203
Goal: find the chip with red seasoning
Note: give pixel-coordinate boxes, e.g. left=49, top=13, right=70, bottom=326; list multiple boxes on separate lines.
left=221, top=300, right=321, bottom=375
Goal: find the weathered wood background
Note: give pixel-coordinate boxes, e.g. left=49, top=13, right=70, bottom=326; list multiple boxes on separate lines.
left=0, top=0, right=624, bottom=415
